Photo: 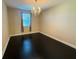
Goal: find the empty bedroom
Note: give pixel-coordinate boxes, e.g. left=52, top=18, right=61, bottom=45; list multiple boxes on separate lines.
left=2, top=0, right=76, bottom=59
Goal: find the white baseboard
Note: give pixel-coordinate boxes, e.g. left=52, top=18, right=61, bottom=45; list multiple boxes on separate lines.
left=40, top=32, right=76, bottom=49
left=2, top=37, right=10, bottom=57
left=3, top=31, right=75, bottom=57
left=2, top=31, right=40, bottom=57
left=10, top=31, right=40, bottom=37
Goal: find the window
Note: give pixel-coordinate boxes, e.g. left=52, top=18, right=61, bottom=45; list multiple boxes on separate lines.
left=22, top=13, right=30, bottom=27
left=21, top=13, right=31, bottom=32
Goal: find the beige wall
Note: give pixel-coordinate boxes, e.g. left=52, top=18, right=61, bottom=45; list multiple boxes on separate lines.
left=7, top=7, right=40, bottom=35
left=31, top=15, right=40, bottom=32
left=8, top=8, right=22, bottom=35
left=2, top=1, right=9, bottom=52
left=40, top=0, right=76, bottom=46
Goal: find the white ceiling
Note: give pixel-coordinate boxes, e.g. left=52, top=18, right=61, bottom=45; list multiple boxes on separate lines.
left=4, top=0, right=65, bottom=10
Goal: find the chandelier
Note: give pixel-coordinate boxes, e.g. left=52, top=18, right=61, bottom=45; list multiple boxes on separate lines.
left=31, top=0, right=41, bottom=16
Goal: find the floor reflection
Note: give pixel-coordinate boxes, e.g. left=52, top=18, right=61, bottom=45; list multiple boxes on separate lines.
left=21, top=38, right=32, bottom=59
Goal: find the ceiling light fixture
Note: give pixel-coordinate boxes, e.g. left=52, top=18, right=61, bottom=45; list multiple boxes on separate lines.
left=31, top=0, right=41, bottom=16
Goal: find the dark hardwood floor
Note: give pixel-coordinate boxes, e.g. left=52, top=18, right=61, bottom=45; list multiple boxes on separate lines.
left=3, top=32, right=76, bottom=59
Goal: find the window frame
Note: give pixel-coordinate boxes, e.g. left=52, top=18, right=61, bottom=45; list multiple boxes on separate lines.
left=21, top=12, right=32, bottom=32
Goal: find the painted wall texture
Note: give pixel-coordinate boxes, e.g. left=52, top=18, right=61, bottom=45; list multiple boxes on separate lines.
left=7, top=7, right=40, bottom=35
left=40, top=0, right=76, bottom=46
left=2, top=1, right=9, bottom=54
